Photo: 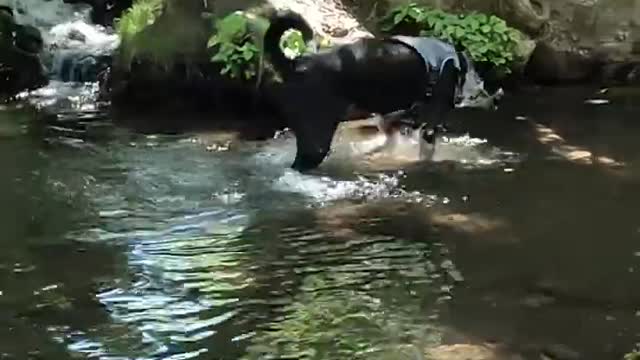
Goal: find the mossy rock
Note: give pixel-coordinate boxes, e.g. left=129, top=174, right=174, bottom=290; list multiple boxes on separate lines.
left=115, top=0, right=209, bottom=70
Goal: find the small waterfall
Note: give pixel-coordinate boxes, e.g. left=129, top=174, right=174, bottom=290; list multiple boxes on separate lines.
left=47, top=20, right=119, bottom=82
left=7, top=0, right=119, bottom=83
left=7, top=0, right=120, bottom=111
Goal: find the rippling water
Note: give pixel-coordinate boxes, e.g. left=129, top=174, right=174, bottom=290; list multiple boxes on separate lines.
left=2, top=86, right=640, bottom=359
left=50, top=129, right=469, bottom=359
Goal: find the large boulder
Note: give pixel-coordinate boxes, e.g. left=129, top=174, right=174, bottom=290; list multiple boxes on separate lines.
left=103, top=0, right=285, bottom=137
left=518, top=0, right=640, bottom=85
left=105, top=0, right=211, bottom=108
left=0, top=6, right=47, bottom=102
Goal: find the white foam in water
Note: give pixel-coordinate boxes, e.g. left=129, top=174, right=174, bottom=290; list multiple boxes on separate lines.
left=274, top=170, right=395, bottom=202
left=16, top=80, right=102, bottom=111
left=45, top=20, right=119, bottom=83
left=254, top=127, right=519, bottom=203
left=256, top=134, right=452, bottom=204
left=5, top=0, right=88, bottom=30
left=47, top=20, right=120, bottom=61
left=249, top=133, right=412, bottom=203
left=48, top=20, right=119, bottom=53
left=432, top=134, right=520, bottom=167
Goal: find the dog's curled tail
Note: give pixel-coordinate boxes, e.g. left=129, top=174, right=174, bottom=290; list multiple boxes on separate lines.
left=263, top=10, right=314, bottom=79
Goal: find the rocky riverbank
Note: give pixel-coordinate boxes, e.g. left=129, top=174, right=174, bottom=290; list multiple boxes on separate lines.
left=5, top=0, right=640, bottom=113
left=101, top=0, right=640, bottom=114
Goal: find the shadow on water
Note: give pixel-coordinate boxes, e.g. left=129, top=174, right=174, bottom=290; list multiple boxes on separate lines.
left=0, top=106, right=129, bottom=359
left=1, top=85, right=640, bottom=359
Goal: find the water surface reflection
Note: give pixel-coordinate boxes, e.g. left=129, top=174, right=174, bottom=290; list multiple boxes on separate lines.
left=1, top=86, right=639, bottom=359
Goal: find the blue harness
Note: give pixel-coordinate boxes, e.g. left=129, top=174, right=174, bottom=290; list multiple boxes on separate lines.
left=391, top=35, right=468, bottom=94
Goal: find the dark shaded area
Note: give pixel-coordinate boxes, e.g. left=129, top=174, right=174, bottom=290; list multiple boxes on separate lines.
left=403, top=86, right=640, bottom=360
left=0, top=128, right=129, bottom=359
left=102, top=59, right=287, bottom=139
left=1, top=7, right=48, bottom=102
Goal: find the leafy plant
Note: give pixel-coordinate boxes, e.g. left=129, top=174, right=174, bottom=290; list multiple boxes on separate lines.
left=114, top=0, right=163, bottom=67
left=379, top=3, right=521, bottom=73
left=208, top=12, right=260, bottom=80
left=208, top=12, right=313, bottom=80
left=115, top=0, right=163, bottom=45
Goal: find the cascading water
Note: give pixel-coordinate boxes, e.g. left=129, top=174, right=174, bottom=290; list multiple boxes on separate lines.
left=4, top=0, right=120, bottom=110
left=7, top=0, right=119, bottom=82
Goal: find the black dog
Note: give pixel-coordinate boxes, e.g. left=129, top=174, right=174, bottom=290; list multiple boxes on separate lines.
left=263, top=10, right=469, bottom=172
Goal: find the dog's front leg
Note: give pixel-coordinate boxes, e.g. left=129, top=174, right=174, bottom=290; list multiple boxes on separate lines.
left=291, top=118, right=340, bottom=172
left=276, top=81, right=349, bottom=172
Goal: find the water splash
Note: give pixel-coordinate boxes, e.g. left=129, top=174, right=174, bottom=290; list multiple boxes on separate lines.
left=274, top=171, right=432, bottom=205
left=251, top=128, right=519, bottom=202
left=432, top=134, right=521, bottom=167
